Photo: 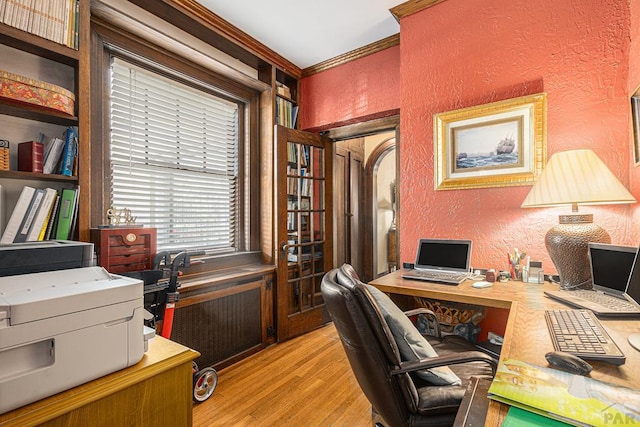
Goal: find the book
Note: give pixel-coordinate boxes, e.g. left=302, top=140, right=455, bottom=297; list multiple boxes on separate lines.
left=73, top=0, right=78, bottom=49
left=60, top=126, right=77, bottom=176
left=488, top=358, right=640, bottom=426
left=62, top=0, right=71, bottom=46
left=13, top=187, right=45, bottom=242
left=30, top=0, right=43, bottom=37
left=43, top=192, right=60, bottom=240
left=2, top=0, right=15, bottom=26
left=17, top=141, right=43, bottom=173
left=25, top=0, right=35, bottom=33
left=26, top=187, right=57, bottom=241
left=502, top=407, right=570, bottom=426
left=0, top=186, right=35, bottom=243
left=18, top=0, right=32, bottom=31
left=43, top=136, right=65, bottom=174
left=43, top=0, right=53, bottom=40
left=68, top=184, right=79, bottom=239
left=54, top=187, right=77, bottom=240
left=9, top=0, right=22, bottom=29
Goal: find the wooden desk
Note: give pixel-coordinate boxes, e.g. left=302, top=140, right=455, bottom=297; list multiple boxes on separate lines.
left=0, top=337, right=199, bottom=427
left=370, top=271, right=640, bottom=426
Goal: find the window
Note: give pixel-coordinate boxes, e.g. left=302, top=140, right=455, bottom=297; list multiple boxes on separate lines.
left=109, top=57, right=244, bottom=252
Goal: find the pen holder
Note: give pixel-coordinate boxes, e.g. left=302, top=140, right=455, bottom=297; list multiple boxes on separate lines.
left=513, top=265, right=523, bottom=281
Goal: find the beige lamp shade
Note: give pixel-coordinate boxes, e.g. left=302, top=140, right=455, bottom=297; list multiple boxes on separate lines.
left=521, top=149, right=636, bottom=209
left=521, top=149, right=636, bottom=289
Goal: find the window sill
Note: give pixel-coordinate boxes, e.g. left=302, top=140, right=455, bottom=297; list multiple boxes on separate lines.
left=179, top=250, right=274, bottom=289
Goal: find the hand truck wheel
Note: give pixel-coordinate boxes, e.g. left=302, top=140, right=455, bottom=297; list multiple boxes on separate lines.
left=193, top=366, right=218, bottom=402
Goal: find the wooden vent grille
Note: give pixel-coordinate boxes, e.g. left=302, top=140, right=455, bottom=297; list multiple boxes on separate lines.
left=171, top=287, right=262, bottom=369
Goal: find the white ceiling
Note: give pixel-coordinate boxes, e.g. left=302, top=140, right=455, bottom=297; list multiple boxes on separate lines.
left=196, top=0, right=402, bottom=69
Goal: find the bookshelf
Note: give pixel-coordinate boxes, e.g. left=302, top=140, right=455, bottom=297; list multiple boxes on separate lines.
left=0, top=0, right=89, bottom=242
left=274, top=68, right=298, bottom=129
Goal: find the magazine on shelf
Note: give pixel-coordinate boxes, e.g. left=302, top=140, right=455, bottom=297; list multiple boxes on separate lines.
left=488, top=358, right=640, bottom=427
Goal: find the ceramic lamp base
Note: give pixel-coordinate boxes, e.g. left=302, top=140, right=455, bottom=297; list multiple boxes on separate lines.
left=545, top=213, right=610, bottom=290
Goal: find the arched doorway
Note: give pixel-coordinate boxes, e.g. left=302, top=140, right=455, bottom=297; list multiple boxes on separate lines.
left=364, top=136, right=396, bottom=281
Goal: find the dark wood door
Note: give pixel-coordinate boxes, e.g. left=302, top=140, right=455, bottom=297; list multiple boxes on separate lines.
left=335, top=141, right=364, bottom=274
left=276, top=125, right=333, bottom=341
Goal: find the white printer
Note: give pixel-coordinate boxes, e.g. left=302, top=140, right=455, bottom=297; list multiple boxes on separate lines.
left=0, top=266, right=148, bottom=414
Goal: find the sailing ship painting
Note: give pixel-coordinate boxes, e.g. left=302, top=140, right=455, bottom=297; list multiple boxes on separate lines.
left=454, top=120, right=520, bottom=170
left=435, top=93, right=545, bottom=190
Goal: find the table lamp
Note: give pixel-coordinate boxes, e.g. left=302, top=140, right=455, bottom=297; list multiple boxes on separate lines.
left=521, top=149, right=636, bottom=290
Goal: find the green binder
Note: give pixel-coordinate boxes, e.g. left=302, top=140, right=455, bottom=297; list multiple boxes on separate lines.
left=55, top=188, right=77, bottom=240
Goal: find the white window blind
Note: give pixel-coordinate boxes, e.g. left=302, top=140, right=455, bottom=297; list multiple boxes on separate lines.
left=109, top=57, right=240, bottom=251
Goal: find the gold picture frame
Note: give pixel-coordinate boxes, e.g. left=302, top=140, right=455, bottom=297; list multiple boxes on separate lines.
left=434, top=93, right=547, bottom=190
left=631, top=91, right=640, bottom=165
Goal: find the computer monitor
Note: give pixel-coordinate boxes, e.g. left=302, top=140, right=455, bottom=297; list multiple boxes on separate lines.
left=414, top=239, right=472, bottom=272
left=589, top=242, right=637, bottom=292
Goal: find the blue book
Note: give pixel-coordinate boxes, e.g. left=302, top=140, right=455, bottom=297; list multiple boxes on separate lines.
left=60, top=127, right=78, bottom=177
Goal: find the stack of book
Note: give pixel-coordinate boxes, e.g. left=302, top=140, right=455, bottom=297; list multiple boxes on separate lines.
left=0, top=185, right=80, bottom=243
left=40, top=126, right=78, bottom=176
left=0, top=0, right=80, bottom=49
left=276, top=97, right=298, bottom=128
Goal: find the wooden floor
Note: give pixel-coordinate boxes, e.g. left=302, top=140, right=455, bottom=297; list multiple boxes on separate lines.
left=192, top=324, right=372, bottom=426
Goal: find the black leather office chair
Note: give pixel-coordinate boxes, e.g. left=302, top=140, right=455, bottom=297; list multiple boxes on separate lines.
left=321, top=264, right=496, bottom=427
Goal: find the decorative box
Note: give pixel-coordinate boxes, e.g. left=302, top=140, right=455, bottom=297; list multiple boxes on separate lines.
left=90, top=227, right=157, bottom=273
left=0, top=70, right=75, bottom=116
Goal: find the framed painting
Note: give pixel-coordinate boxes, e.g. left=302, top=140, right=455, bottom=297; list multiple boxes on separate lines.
left=632, top=92, right=640, bottom=165
left=434, top=93, right=547, bottom=190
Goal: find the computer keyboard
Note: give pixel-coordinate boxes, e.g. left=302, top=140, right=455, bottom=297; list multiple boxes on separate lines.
left=545, top=309, right=626, bottom=365
left=402, top=269, right=469, bottom=284
left=568, top=290, right=639, bottom=312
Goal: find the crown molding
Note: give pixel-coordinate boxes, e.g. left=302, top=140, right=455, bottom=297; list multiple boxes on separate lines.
left=302, top=34, right=400, bottom=77
left=390, top=0, right=448, bottom=21
left=126, top=0, right=302, bottom=78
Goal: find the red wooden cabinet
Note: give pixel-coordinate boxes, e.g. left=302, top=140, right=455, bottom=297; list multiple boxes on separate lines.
left=90, top=227, right=156, bottom=273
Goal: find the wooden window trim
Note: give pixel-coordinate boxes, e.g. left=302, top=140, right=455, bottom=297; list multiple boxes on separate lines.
left=90, top=17, right=262, bottom=265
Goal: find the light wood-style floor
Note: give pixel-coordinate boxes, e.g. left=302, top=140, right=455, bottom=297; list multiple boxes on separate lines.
left=193, top=324, right=372, bottom=426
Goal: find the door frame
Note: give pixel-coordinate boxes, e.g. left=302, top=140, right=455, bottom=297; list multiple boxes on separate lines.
left=322, top=115, right=400, bottom=282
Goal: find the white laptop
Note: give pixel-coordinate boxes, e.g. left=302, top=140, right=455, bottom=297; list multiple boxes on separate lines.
left=544, top=243, right=640, bottom=317
left=402, top=239, right=472, bottom=285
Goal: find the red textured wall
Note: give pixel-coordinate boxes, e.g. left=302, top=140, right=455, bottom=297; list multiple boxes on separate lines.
left=630, top=0, right=640, bottom=239
left=300, top=0, right=638, bottom=274
left=298, top=46, right=400, bottom=132
left=399, top=0, right=635, bottom=272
